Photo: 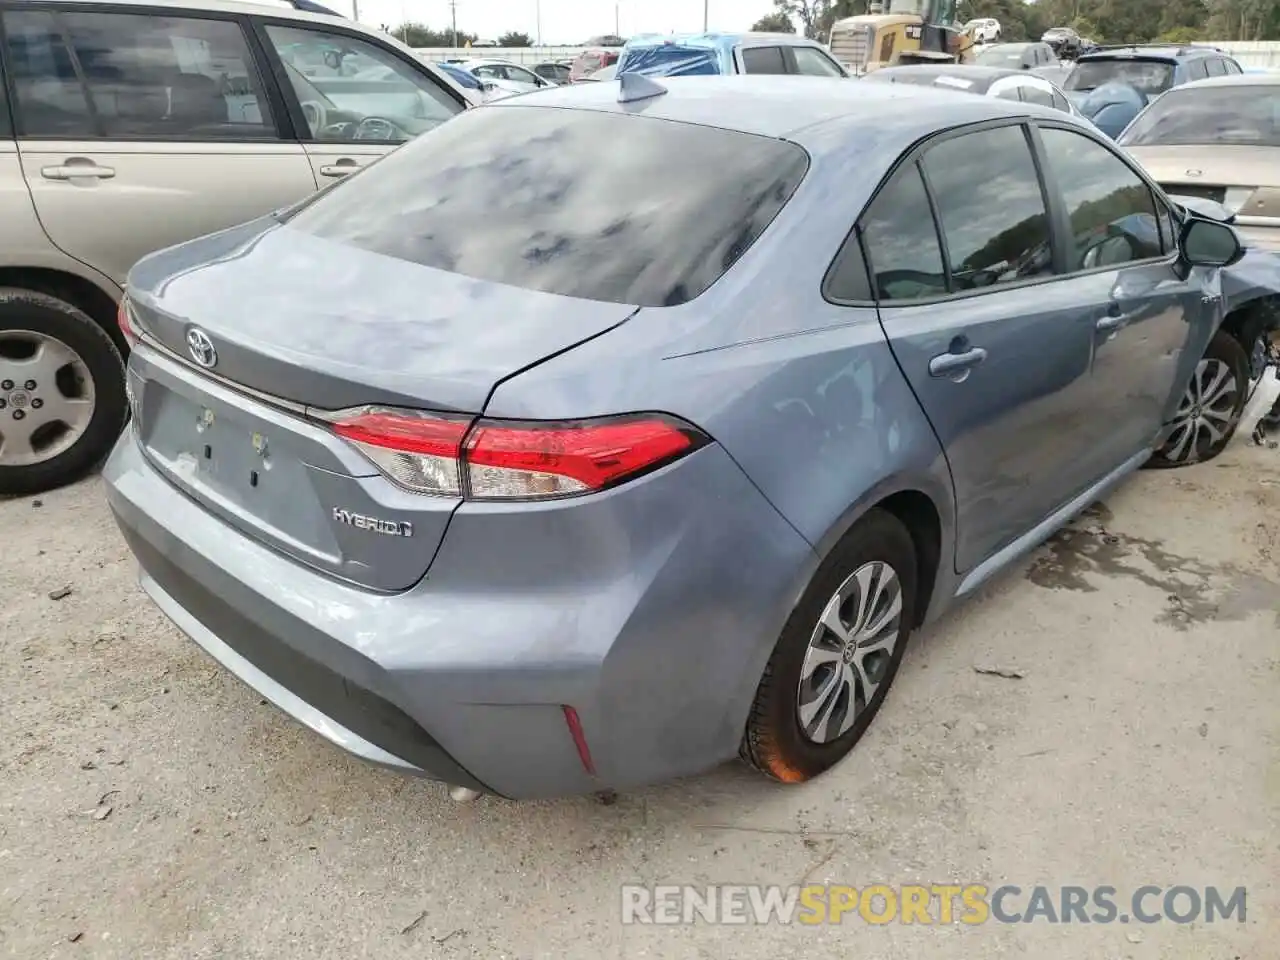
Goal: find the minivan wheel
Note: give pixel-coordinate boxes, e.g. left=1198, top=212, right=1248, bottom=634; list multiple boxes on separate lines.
left=0, top=289, right=126, bottom=496
left=741, top=509, right=917, bottom=784
left=1147, top=330, right=1249, bottom=469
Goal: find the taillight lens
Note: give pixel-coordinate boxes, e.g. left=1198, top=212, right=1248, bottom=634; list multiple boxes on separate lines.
left=117, top=297, right=139, bottom=348
left=326, top=408, right=708, bottom=500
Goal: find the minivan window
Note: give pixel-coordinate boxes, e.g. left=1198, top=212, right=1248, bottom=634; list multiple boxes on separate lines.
left=285, top=107, right=809, bottom=307
left=1040, top=127, right=1164, bottom=270
left=3, top=9, right=275, bottom=139
left=923, top=125, right=1055, bottom=292
left=856, top=163, right=947, bottom=301
left=791, top=46, right=846, bottom=77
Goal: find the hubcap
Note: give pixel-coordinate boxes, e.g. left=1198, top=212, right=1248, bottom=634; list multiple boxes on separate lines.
left=1163, top=358, right=1238, bottom=464
left=0, top=330, right=96, bottom=468
left=796, top=561, right=904, bottom=744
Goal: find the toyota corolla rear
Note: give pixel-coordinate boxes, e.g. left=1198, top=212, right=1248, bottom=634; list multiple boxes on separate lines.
left=1118, top=78, right=1280, bottom=253
left=103, top=98, right=815, bottom=799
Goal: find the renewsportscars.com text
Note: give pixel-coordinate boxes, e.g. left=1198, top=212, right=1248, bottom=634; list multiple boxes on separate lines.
left=621, top=883, right=1247, bottom=926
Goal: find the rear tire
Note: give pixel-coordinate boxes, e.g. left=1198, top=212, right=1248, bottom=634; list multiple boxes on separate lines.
left=1146, top=329, right=1249, bottom=469
left=741, top=509, right=917, bottom=784
left=0, top=289, right=126, bottom=496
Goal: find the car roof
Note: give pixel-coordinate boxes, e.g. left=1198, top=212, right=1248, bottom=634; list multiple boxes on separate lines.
left=1181, top=72, right=1280, bottom=88
left=1079, top=44, right=1223, bottom=63
left=878, top=64, right=1024, bottom=84
left=495, top=75, right=1063, bottom=143
left=623, top=31, right=827, bottom=53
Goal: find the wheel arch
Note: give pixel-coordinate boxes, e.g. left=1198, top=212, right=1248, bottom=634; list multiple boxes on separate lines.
left=0, top=267, right=125, bottom=356
left=1219, top=293, right=1280, bottom=375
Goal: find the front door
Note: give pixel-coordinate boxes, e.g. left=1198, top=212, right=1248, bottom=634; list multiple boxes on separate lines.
left=2, top=6, right=318, bottom=286
left=1036, top=125, right=1210, bottom=469
left=866, top=122, right=1100, bottom=573
left=256, top=22, right=466, bottom=186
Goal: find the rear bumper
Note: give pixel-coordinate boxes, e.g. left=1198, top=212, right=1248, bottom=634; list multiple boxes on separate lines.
left=104, top=424, right=815, bottom=799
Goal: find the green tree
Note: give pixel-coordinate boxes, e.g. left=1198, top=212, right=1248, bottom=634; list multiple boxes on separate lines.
left=1155, top=24, right=1204, bottom=42
left=752, top=11, right=797, bottom=32
left=497, top=31, right=533, bottom=47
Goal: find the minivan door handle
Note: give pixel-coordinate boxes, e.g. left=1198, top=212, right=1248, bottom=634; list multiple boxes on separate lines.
left=1096, top=303, right=1136, bottom=334
left=929, top=346, right=988, bottom=380
left=319, top=159, right=359, bottom=178
left=41, top=160, right=115, bottom=181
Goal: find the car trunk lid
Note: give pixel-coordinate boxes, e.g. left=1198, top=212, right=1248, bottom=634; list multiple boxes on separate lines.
left=125, top=220, right=638, bottom=591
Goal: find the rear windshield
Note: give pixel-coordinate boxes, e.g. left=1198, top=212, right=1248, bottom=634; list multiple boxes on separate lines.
left=284, top=105, right=809, bottom=307
left=1065, top=58, right=1175, bottom=96
left=1119, top=84, right=1280, bottom=147
left=976, top=46, right=1027, bottom=65
left=619, top=45, right=721, bottom=77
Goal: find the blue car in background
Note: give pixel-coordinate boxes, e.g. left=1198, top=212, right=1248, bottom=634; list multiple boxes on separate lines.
left=1062, top=44, right=1244, bottom=137
left=617, top=31, right=849, bottom=78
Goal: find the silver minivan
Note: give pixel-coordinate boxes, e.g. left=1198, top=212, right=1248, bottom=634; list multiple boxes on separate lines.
left=0, top=0, right=477, bottom=495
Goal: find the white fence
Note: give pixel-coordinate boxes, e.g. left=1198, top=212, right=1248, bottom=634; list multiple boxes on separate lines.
left=413, top=41, right=1280, bottom=69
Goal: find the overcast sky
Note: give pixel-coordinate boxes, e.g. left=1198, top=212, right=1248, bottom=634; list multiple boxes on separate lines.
left=345, top=0, right=779, bottom=44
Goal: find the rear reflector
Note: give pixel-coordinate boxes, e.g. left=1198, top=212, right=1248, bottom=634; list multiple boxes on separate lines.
left=325, top=407, right=708, bottom=500
left=561, top=705, right=597, bottom=776
left=117, top=298, right=139, bottom=348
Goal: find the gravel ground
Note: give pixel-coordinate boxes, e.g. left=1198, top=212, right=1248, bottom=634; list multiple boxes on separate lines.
left=3, top=387, right=1279, bottom=960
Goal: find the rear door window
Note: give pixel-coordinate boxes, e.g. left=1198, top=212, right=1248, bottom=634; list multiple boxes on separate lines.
left=1204, top=57, right=1226, bottom=77
left=1185, top=58, right=1209, bottom=82
left=922, top=124, right=1055, bottom=292
left=740, top=46, right=788, bottom=75
left=849, top=163, right=947, bottom=301
left=1021, top=83, right=1055, bottom=107
left=285, top=106, right=809, bottom=307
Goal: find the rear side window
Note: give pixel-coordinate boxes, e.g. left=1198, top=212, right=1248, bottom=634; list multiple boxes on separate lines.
left=3, top=8, right=275, bottom=139
left=1186, top=58, right=1209, bottom=81
left=1021, top=83, right=1055, bottom=107
left=741, top=46, right=787, bottom=75
left=1204, top=57, right=1226, bottom=77
left=791, top=46, right=845, bottom=77
left=286, top=106, right=809, bottom=307
left=855, top=163, right=947, bottom=301
left=1040, top=127, right=1164, bottom=270
left=922, top=125, right=1055, bottom=292
left=1223, top=58, right=1242, bottom=74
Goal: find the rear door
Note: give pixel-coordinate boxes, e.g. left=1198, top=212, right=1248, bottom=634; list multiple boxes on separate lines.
left=256, top=20, right=466, bottom=184
left=1035, top=123, right=1212, bottom=467
left=1, top=4, right=317, bottom=287
left=864, top=121, right=1101, bottom=572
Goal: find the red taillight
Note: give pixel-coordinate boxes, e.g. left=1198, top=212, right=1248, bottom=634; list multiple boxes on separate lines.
left=325, top=408, right=707, bottom=500
left=117, top=298, right=139, bottom=348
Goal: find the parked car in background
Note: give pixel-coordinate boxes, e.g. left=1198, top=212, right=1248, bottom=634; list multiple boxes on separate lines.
left=1042, top=26, right=1082, bottom=59
left=866, top=65, right=1082, bottom=118
left=975, top=41, right=1059, bottom=71
left=434, top=61, right=513, bottom=101
left=0, top=0, right=475, bottom=496
left=455, top=58, right=554, bottom=94
left=963, top=17, right=1002, bottom=44
left=1063, top=45, right=1243, bottom=139
left=532, top=61, right=572, bottom=84
left=106, top=76, right=1262, bottom=800
left=1119, top=73, right=1280, bottom=253
left=617, top=32, right=847, bottom=78
left=568, top=47, right=620, bottom=81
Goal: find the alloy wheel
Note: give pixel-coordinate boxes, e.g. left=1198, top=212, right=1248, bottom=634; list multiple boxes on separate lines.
left=1162, top=358, right=1238, bottom=464
left=0, top=330, right=97, bottom=467
left=796, top=560, right=904, bottom=744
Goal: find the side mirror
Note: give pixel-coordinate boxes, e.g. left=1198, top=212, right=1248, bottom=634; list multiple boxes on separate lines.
left=1180, top=218, right=1244, bottom=268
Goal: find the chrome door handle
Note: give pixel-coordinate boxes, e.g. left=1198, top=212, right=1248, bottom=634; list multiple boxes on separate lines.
left=1096, top=305, right=1135, bottom=333
left=41, top=163, right=115, bottom=181
left=319, top=161, right=358, bottom=178
left=929, top=346, right=988, bottom=379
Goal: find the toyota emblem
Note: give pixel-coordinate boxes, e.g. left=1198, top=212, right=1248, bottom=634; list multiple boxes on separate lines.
left=186, top=328, right=218, bottom=369
left=1185, top=168, right=1203, bottom=178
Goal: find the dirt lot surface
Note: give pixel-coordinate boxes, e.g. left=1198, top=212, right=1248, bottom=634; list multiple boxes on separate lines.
left=3, top=395, right=1279, bottom=960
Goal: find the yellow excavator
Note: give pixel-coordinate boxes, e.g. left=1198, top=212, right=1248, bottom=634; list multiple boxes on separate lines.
left=829, top=0, right=977, bottom=74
